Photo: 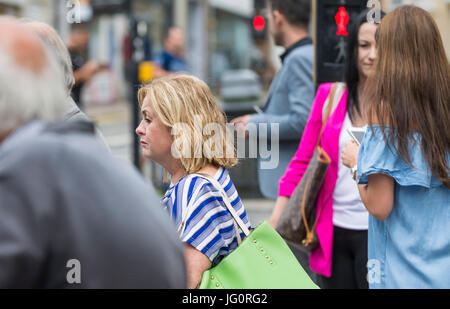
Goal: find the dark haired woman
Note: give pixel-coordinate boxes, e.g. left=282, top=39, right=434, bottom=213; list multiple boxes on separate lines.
left=269, top=9, right=385, bottom=288
left=357, top=5, right=450, bottom=288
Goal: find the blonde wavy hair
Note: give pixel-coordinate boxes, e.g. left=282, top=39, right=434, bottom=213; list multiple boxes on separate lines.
left=138, top=74, right=238, bottom=174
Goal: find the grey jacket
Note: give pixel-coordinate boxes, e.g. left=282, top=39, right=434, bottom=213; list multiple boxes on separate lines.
left=249, top=41, right=315, bottom=200
left=65, top=96, right=108, bottom=147
left=0, top=120, right=186, bottom=288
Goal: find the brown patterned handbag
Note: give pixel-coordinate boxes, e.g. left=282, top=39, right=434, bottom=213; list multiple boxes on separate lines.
left=276, top=83, right=345, bottom=252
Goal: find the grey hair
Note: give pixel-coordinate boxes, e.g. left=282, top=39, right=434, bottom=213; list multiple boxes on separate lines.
left=21, top=19, right=75, bottom=94
left=0, top=42, right=67, bottom=135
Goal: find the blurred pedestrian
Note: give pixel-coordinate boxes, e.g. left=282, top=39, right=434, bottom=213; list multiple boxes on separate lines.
left=67, top=23, right=104, bottom=108
left=357, top=5, right=450, bottom=288
left=22, top=20, right=107, bottom=145
left=0, top=18, right=185, bottom=288
left=136, top=75, right=252, bottom=288
left=270, top=9, right=385, bottom=288
left=231, top=0, right=315, bottom=200
left=153, top=27, right=189, bottom=78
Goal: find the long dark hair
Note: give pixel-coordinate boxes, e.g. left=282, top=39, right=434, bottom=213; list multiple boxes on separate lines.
left=363, top=5, right=450, bottom=188
left=344, top=9, right=385, bottom=122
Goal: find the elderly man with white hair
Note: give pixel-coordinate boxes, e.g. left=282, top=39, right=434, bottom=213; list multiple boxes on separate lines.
left=0, top=18, right=186, bottom=288
left=21, top=19, right=107, bottom=144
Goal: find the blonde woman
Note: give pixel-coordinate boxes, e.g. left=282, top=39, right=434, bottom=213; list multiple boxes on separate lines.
left=136, top=75, right=252, bottom=289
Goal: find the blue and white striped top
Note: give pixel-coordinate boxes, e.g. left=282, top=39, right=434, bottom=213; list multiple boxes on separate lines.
left=161, top=167, right=252, bottom=265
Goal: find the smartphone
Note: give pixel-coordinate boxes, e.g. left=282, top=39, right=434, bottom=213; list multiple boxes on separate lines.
left=346, top=128, right=366, bottom=145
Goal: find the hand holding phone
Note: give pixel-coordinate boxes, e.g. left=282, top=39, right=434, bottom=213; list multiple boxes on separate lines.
left=341, top=137, right=360, bottom=169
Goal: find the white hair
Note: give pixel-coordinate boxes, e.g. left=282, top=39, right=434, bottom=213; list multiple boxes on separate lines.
left=0, top=43, right=67, bottom=135
left=21, top=20, right=75, bottom=94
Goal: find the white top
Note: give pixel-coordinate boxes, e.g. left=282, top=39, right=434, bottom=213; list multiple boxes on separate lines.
left=332, top=113, right=369, bottom=230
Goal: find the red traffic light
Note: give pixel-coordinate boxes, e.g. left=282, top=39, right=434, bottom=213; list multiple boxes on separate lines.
left=253, top=15, right=265, bottom=32
left=335, top=6, right=349, bottom=36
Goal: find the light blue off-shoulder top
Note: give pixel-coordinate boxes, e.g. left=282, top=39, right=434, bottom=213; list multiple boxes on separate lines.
left=358, top=125, right=450, bottom=289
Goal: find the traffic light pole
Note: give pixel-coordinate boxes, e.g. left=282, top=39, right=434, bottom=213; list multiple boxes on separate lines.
left=129, top=18, right=153, bottom=169
left=125, top=0, right=141, bottom=169
left=131, top=63, right=141, bottom=169
left=131, top=22, right=142, bottom=169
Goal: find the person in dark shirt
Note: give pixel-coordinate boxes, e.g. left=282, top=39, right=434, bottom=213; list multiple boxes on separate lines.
left=153, top=27, right=188, bottom=78
left=67, top=23, right=103, bottom=108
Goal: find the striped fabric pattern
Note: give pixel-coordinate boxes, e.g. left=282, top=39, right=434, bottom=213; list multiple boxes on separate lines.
left=161, top=167, right=251, bottom=265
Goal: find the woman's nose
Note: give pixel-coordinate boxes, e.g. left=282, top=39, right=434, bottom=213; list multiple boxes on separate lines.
left=369, top=46, right=377, bottom=61
left=136, top=121, right=144, bottom=136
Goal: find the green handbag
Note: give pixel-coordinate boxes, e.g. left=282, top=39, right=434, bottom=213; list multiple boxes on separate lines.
left=189, top=174, right=319, bottom=289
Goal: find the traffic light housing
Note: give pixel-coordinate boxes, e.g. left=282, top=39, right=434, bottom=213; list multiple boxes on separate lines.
left=313, top=0, right=367, bottom=85
left=254, top=0, right=266, bottom=10
left=252, top=15, right=267, bottom=41
left=252, top=0, right=267, bottom=42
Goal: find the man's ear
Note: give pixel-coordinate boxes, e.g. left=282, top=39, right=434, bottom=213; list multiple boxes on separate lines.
left=272, top=10, right=284, bottom=27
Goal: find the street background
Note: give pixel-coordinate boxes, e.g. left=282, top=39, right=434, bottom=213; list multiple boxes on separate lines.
left=84, top=99, right=275, bottom=225
left=1, top=0, right=449, bottom=224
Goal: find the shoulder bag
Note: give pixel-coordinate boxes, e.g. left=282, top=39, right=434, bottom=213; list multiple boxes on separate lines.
left=275, top=82, right=346, bottom=252
left=181, top=173, right=319, bottom=289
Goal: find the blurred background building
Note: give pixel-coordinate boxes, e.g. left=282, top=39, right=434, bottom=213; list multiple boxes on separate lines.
left=1, top=0, right=448, bottom=100
left=0, top=0, right=264, bottom=102
left=380, top=0, right=449, bottom=60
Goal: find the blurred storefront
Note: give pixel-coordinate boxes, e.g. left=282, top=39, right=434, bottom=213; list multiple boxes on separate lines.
left=0, top=0, right=53, bottom=24
left=84, top=0, right=173, bottom=104
left=207, top=0, right=255, bottom=92
left=164, top=0, right=257, bottom=92
left=0, top=0, right=261, bottom=97
left=381, top=0, right=450, bottom=60
left=0, top=0, right=21, bottom=16
left=71, top=0, right=209, bottom=104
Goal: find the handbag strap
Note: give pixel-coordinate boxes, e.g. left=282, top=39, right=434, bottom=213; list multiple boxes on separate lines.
left=301, top=83, right=345, bottom=247
left=193, top=173, right=251, bottom=237
left=301, top=176, right=323, bottom=246
left=178, top=173, right=250, bottom=243
left=316, top=82, right=345, bottom=148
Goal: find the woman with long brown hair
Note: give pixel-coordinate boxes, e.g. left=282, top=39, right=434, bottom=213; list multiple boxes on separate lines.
left=357, top=5, right=450, bottom=288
